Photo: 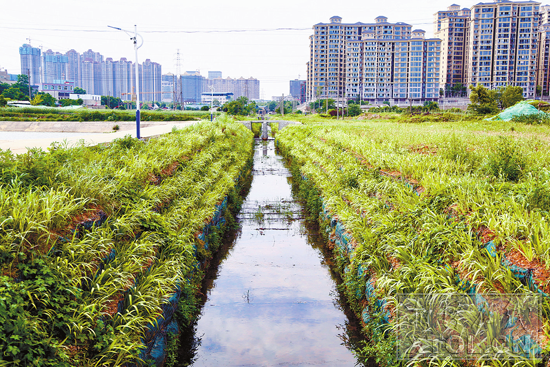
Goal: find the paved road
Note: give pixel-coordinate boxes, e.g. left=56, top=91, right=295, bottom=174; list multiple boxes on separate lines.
left=1, top=121, right=198, bottom=155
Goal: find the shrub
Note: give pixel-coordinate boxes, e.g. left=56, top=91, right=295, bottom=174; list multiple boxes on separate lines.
left=486, top=137, right=526, bottom=182
left=511, top=114, right=550, bottom=125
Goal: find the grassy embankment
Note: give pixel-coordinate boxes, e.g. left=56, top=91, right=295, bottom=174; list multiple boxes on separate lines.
left=0, top=117, right=253, bottom=366
left=277, top=113, right=550, bottom=366
left=0, top=107, right=215, bottom=122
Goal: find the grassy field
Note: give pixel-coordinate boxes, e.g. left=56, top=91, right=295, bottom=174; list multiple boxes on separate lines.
left=0, top=117, right=254, bottom=366
left=277, top=114, right=550, bottom=366
left=0, top=107, right=215, bottom=122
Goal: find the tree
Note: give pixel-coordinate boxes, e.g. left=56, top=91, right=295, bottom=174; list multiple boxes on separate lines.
left=101, top=95, right=123, bottom=109
left=59, top=98, right=83, bottom=107
left=452, top=83, right=467, bottom=97
left=468, top=84, right=499, bottom=114
left=500, top=86, right=524, bottom=109
left=2, top=87, right=27, bottom=101
left=201, top=105, right=209, bottom=111
left=0, top=83, right=10, bottom=95
left=348, top=103, right=362, bottom=117
left=13, top=74, right=31, bottom=98
left=275, top=101, right=292, bottom=114
left=221, top=97, right=256, bottom=116
left=31, top=93, right=56, bottom=107
left=74, top=87, right=86, bottom=94
left=423, top=101, right=439, bottom=111
left=309, top=98, right=335, bottom=111
left=0, top=95, right=6, bottom=107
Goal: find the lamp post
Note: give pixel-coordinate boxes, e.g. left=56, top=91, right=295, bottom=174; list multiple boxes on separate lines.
left=108, top=25, right=143, bottom=139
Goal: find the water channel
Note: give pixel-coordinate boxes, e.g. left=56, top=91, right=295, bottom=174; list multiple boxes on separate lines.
left=179, top=140, right=364, bottom=366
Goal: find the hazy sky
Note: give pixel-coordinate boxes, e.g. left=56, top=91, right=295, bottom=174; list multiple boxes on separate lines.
left=0, top=0, right=481, bottom=98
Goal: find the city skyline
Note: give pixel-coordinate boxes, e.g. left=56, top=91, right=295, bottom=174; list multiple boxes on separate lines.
left=0, top=0, right=490, bottom=99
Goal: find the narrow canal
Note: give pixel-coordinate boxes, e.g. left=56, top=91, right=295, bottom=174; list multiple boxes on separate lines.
left=180, top=140, right=364, bottom=366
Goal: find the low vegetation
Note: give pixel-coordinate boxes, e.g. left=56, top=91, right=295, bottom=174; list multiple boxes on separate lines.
left=0, top=107, right=208, bottom=122
left=277, top=117, right=550, bottom=366
left=0, top=117, right=254, bottom=366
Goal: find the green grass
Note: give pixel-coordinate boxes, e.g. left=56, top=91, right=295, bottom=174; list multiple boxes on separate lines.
left=0, top=116, right=254, bottom=366
left=276, top=117, right=550, bottom=366
left=0, top=107, right=214, bottom=122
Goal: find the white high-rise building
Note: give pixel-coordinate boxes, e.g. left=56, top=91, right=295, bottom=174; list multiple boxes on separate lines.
left=465, top=0, right=541, bottom=98
left=308, top=16, right=441, bottom=102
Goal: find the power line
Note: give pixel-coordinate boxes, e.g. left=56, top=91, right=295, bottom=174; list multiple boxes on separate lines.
left=0, top=26, right=312, bottom=33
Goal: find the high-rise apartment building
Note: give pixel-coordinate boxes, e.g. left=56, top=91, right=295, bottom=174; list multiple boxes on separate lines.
left=205, top=76, right=260, bottom=100
left=308, top=16, right=441, bottom=102
left=162, top=73, right=176, bottom=102
left=19, top=44, right=41, bottom=86
left=141, top=59, right=162, bottom=102
left=80, top=58, right=96, bottom=95
left=465, top=0, right=541, bottom=98
left=102, top=58, right=115, bottom=97
left=289, top=79, right=306, bottom=102
left=434, top=5, right=471, bottom=91
left=181, top=71, right=205, bottom=102
left=117, top=58, right=134, bottom=99
left=208, top=71, right=222, bottom=79
left=538, top=5, right=550, bottom=96
left=66, top=49, right=81, bottom=86
left=41, top=49, right=68, bottom=84
left=345, top=28, right=442, bottom=101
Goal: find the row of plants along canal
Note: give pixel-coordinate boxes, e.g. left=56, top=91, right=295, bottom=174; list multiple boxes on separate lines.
left=1, top=115, right=549, bottom=366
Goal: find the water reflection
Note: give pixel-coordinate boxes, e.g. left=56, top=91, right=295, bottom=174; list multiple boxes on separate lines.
left=179, top=140, right=365, bottom=367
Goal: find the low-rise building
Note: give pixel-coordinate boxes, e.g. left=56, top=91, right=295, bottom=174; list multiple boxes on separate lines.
left=201, top=92, right=233, bottom=104
left=69, top=93, right=101, bottom=106
left=39, top=80, right=75, bottom=99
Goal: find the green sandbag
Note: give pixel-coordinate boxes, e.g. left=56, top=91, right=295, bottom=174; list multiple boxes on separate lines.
left=489, top=101, right=548, bottom=121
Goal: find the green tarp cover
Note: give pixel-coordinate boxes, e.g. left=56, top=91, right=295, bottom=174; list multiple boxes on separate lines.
left=489, top=100, right=548, bottom=121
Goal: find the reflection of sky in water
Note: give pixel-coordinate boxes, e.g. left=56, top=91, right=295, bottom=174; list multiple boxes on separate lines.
left=187, top=141, right=359, bottom=367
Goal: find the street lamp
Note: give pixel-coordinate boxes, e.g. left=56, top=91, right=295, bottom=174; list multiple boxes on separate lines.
left=108, top=25, right=143, bottom=139
left=209, top=85, right=214, bottom=122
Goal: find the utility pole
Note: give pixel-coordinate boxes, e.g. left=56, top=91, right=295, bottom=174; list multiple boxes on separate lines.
left=108, top=24, right=143, bottom=139
left=175, top=49, right=182, bottom=110
left=209, top=85, right=214, bottom=122
left=27, top=69, right=31, bottom=101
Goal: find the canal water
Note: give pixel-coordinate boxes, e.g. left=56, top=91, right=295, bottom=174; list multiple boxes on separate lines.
left=180, top=140, right=364, bottom=366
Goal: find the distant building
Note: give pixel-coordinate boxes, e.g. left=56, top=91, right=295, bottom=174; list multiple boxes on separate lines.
left=42, top=49, right=68, bottom=84
left=434, top=5, right=470, bottom=91
left=205, top=76, right=259, bottom=100
left=181, top=71, right=205, bottom=103
left=201, top=92, right=233, bottom=104
left=141, top=59, right=162, bottom=102
left=80, top=58, right=97, bottom=95
left=113, top=58, right=133, bottom=100
left=208, top=71, right=222, bottom=79
left=66, top=49, right=81, bottom=86
left=538, top=5, right=550, bottom=96
left=19, top=44, right=41, bottom=86
left=308, top=16, right=441, bottom=102
left=39, top=80, right=75, bottom=99
left=162, top=73, right=176, bottom=102
left=289, top=79, right=306, bottom=103
left=70, top=93, right=101, bottom=106
left=0, top=68, right=17, bottom=85
left=465, top=0, right=541, bottom=98
left=101, top=58, right=115, bottom=97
